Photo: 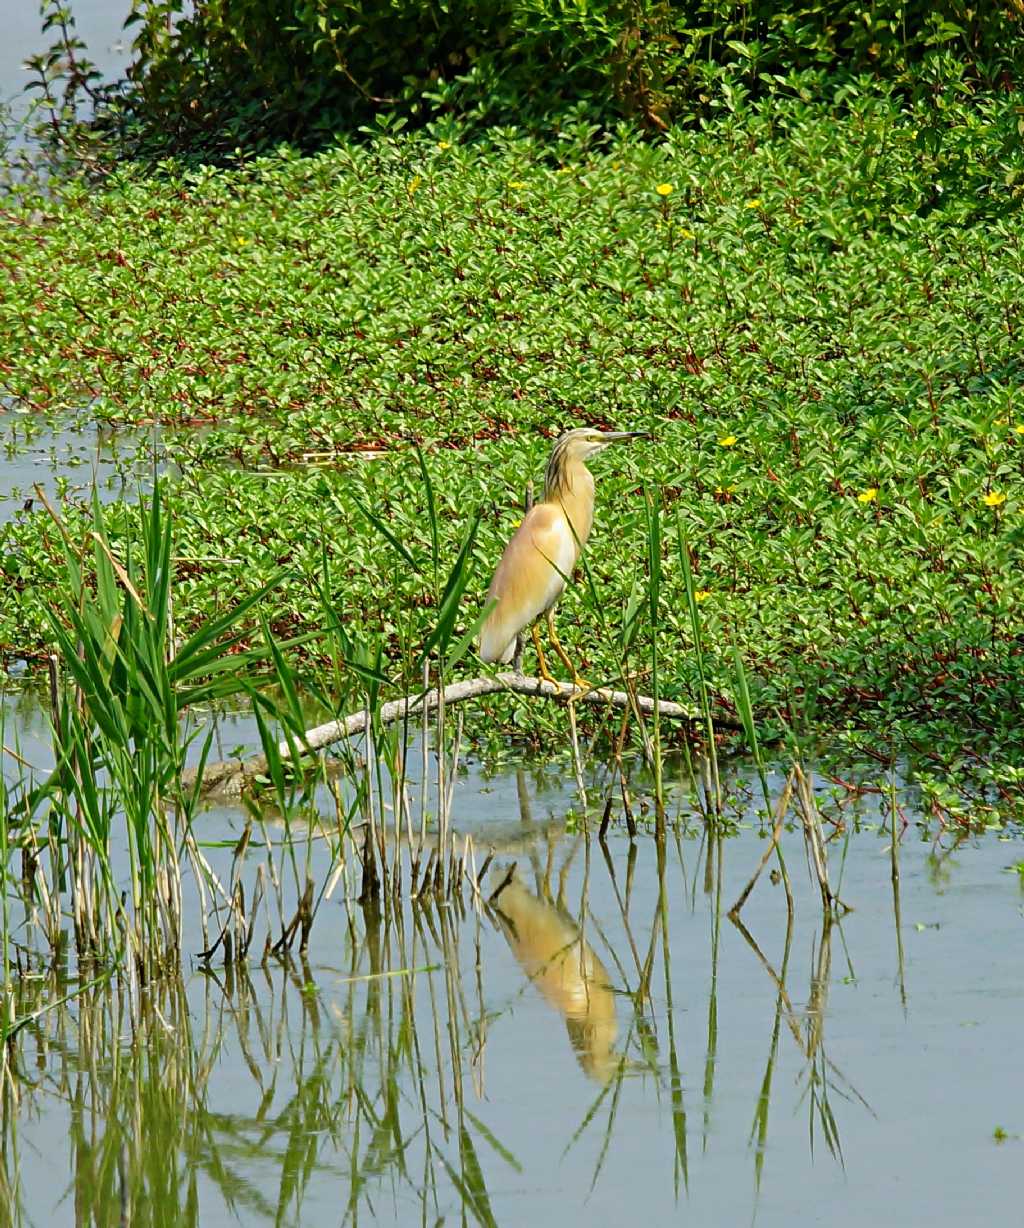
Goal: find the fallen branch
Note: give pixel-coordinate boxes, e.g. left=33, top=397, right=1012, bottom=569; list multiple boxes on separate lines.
left=793, top=762, right=852, bottom=916
left=187, top=672, right=738, bottom=797
left=729, top=768, right=794, bottom=917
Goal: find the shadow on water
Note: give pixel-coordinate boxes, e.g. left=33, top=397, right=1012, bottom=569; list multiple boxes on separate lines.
left=489, top=858, right=620, bottom=1086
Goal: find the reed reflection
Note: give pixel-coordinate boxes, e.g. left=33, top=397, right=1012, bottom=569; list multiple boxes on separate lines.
left=732, top=907, right=873, bottom=1202
left=0, top=804, right=891, bottom=1228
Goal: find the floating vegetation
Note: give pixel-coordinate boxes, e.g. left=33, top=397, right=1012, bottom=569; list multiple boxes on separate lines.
left=3, top=93, right=1024, bottom=785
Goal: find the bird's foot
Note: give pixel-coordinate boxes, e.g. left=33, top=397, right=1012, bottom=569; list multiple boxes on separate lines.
left=570, top=674, right=593, bottom=695
left=537, top=662, right=561, bottom=687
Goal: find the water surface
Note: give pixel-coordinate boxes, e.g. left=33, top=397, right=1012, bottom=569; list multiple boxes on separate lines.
left=0, top=413, right=158, bottom=526
left=2, top=697, right=1020, bottom=1226
left=1, top=0, right=132, bottom=114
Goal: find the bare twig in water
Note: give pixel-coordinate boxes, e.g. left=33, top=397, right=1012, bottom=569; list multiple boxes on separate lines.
left=793, top=764, right=852, bottom=916
left=188, top=674, right=726, bottom=797
left=729, top=770, right=795, bottom=917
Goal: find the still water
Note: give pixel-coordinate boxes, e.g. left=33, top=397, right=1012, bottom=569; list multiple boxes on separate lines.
left=1, top=0, right=131, bottom=113
left=2, top=689, right=1021, bottom=1227
left=0, top=413, right=159, bottom=526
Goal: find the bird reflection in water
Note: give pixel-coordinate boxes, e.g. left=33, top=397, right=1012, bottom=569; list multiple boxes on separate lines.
left=489, top=865, right=621, bottom=1083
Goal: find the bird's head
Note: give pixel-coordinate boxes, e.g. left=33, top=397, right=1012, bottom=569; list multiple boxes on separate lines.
left=555, top=426, right=648, bottom=462
left=544, top=426, right=648, bottom=500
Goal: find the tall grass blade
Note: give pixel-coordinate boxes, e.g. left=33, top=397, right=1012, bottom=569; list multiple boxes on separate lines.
left=676, top=519, right=721, bottom=819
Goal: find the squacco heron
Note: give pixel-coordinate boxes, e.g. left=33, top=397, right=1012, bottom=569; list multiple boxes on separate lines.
left=478, top=427, right=645, bottom=687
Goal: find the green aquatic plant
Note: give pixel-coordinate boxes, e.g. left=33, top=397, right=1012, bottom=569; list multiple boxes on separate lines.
left=9, top=480, right=325, bottom=980
left=2, top=91, right=1024, bottom=803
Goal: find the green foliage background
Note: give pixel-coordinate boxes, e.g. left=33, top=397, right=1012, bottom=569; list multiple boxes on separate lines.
left=119, top=0, right=1024, bottom=151
left=3, top=90, right=1023, bottom=771
left=4, top=3, right=1024, bottom=800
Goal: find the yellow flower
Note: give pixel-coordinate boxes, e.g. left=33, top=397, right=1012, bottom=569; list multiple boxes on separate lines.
left=236, top=237, right=247, bottom=245
left=745, top=198, right=763, bottom=208
left=508, top=180, right=527, bottom=190
left=612, top=161, right=621, bottom=170
left=655, top=183, right=674, bottom=196
left=694, top=590, right=711, bottom=602
left=982, top=491, right=1007, bottom=507
left=718, top=435, right=737, bottom=447
left=678, top=228, right=695, bottom=239
left=1014, top=425, right=1024, bottom=435
left=857, top=488, right=878, bottom=503
left=436, top=140, right=451, bottom=151
left=407, top=175, right=421, bottom=196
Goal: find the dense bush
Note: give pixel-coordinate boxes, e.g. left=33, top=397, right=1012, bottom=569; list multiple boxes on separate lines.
left=115, top=0, right=1024, bottom=151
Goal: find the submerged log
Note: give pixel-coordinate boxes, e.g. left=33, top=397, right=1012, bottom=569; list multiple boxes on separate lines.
left=187, top=672, right=734, bottom=798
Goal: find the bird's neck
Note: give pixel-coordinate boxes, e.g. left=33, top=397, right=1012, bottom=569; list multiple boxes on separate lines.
left=544, top=458, right=595, bottom=545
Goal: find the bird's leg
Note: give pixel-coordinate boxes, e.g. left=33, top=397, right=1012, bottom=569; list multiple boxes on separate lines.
left=531, top=623, right=559, bottom=686
left=547, top=611, right=590, bottom=692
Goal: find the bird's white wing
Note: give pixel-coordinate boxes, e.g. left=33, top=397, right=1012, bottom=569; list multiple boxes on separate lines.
left=529, top=510, right=577, bottom=611
left=478, top=505, right=578, bottom=664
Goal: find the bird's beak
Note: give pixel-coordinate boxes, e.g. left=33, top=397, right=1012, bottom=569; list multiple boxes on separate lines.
left=601, top=431, right=649, bottom=442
